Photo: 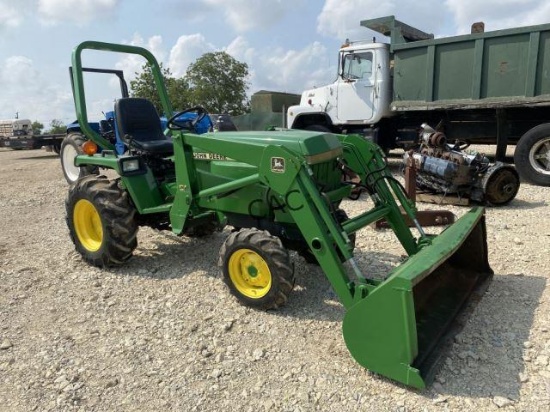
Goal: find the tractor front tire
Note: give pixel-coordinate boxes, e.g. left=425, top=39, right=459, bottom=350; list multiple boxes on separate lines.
left=66, top=176, right=138, bottom=267
left=218, top=229, right=295, bottom=310
left=61, top=133, right=99, bottom=184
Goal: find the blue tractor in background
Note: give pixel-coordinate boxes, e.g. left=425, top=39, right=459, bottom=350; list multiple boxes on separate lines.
left=60, top=66, right=236, bottom=184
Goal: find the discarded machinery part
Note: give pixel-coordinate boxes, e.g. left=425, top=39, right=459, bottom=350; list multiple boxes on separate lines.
left=419, top=123, right=446, bottom=148
left=482, top=162, right=520, bottom=205
left=427, top=132, right=446, bottom=147
left=406, top=123, right=519, bottom=206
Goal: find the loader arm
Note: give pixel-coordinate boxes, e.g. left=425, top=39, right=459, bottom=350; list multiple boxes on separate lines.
left=170, top=131, right=420, bottom=307
left=167, top=131, right=366, bottom=306
left=174, top=131, right=492, bottom=389
left=338, top=133, right=421, bottom=255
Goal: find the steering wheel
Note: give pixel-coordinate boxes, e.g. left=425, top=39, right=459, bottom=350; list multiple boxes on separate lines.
left=167, top=106, right=209, bottom=132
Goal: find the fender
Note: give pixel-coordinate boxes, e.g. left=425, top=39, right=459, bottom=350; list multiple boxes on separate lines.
left=287, top=105, right=333, bottom=130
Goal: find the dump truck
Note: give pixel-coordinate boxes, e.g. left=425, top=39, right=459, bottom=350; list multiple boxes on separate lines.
left=65, top=41, right=493, bottom=389
left=287, top=16, right=550, bottom=186
left=0, top=118, right=64, bottom=152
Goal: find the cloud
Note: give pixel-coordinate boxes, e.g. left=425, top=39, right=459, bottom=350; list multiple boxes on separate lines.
left=317, top=0, right=452, bottom=41
left=0, top=0, right=36, bottom=30
left=316, top=0, right=550, bottom=40
left=37, top=0, right=120, bottom=26
left=225, top=36, right=255, bottom=63
left=115, top=31, right=335, bottom=102
left=1, top=0, right=121, bottom=29
left=0, top=1, right=23, bottom=29
left=168, top=34, right=215, bottom=77
left=445, top=0, right=550, bottom=34
left=115, top=33, right=167, bottom=83
left=254, top=42, right=333, bottom=94
left=149, top=32, right=334, bottom=99
left=317, top=0, right=394, bottom=40
left=203, top=0, right=296, bottom=32
left=0, top=56, right=73, bottom=123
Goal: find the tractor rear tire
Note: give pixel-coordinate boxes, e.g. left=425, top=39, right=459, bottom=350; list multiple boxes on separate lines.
left=218, top=228, right=295, bottom=310
left=61, top=133, right=99, bottom=184
left=66, top=175, right=138, bottom=267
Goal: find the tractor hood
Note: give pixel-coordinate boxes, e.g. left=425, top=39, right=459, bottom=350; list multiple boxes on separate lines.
left=199, top=129, right=343, bottom=164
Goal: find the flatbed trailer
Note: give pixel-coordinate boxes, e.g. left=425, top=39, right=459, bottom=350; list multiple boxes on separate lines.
left=0, top=134, right=65, bottom=151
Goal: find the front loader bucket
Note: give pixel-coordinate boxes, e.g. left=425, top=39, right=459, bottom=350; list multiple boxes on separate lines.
left=342, top=207, right=492, bottom=389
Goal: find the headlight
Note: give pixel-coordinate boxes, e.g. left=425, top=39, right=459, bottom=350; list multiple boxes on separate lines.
left=118, top=156, right=145, bottom=176
left=122, top=158, right=140, bottom=172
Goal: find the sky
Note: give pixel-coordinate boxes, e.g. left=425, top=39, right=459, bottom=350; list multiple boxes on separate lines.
left=2, top=0, right=550, bottom=126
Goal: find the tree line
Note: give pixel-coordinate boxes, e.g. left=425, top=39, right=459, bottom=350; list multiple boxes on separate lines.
left=31, top=119, right=65, bottom=135
left=130, top=51, right=250, bottom=116
left=32, top=51, right=250, bottom=134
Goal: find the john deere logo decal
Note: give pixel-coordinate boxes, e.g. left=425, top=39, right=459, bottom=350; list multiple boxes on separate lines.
left=271, top=157, right=285, bottom=173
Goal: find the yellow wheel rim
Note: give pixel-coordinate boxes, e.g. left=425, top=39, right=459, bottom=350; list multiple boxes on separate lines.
left=73, top=199, right=103, bottom=252
left=228, top=248, right=272, bottom=299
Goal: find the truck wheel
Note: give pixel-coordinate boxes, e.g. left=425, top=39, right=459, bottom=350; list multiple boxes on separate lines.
left=61, top=133, right=99, bottom=184
left=52, top=143, right=61, bottom=154
left=218, top=228, right=295, bottom=310
left=66, top=176, right=138, bottom=267
left=514, top=124, right=550, bottom=186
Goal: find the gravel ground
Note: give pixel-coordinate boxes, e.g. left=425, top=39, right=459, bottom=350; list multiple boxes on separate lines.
left=0, top=147, right=549, bottom=411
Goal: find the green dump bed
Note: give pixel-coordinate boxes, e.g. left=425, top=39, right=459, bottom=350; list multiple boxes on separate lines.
left=363, top=16, right=550, bottom=111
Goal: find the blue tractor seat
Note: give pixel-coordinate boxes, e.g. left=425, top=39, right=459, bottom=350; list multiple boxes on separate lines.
left=114, top=97, right=174, bottom=155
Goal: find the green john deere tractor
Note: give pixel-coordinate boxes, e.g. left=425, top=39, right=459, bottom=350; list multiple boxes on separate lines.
left=65, top=41, right=493, bottom=389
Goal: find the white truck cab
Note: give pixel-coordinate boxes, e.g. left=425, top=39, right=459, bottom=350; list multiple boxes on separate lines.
left=0, top=119, right=33, bottom=138
left=287, top=41, right=391, bottom=132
